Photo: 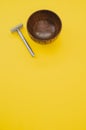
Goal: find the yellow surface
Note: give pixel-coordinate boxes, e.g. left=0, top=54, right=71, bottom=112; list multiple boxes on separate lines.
left=0, top=0, right=86, bottom=130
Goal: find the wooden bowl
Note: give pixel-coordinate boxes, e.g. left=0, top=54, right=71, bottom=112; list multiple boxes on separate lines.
left=27, top=10, right=62, bottom=43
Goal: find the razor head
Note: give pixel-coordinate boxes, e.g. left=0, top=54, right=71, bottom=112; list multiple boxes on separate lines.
left=11, top=24, right=23, bottom=32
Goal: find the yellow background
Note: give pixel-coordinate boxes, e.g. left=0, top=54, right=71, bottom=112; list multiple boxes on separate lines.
left=0, top=0, right=86, bottom=130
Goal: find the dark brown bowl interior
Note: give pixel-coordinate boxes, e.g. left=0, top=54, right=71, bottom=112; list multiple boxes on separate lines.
left=27, top=10, right=62, bottom=43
